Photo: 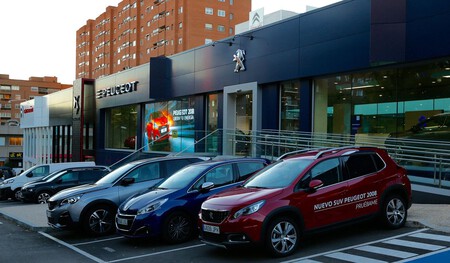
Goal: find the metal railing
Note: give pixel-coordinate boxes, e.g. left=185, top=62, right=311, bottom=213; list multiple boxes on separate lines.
left=109, top=129, right=450, bottom=188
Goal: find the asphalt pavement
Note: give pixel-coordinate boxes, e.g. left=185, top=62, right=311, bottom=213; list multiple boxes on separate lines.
left=0, top=184, right=449, bottom=234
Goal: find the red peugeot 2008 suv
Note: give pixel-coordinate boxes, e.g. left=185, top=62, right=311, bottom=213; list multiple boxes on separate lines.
left=199, top=146, right=412, bottom=257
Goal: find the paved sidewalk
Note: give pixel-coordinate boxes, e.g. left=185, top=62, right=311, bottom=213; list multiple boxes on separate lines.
left=0, top=203, right=50, bottom=232
left=0, top=201, right=449, bottom=234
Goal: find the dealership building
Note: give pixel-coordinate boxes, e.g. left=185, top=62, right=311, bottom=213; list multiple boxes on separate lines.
left=20, top=0, right=450, bottom=183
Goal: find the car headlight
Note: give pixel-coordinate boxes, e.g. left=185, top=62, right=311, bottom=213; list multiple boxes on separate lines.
left=60, top=195, right=83, bottom=206
left=137, top=198, right=168, bottom=215
left=3, top=179, right=14, bottom=184
left=233, top=200, right=265, bottom=219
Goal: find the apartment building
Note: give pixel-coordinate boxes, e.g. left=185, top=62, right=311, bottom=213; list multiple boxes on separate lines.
left=76, top=0, right=251, bottom=80
left=0, top=74, right=70, bottom=168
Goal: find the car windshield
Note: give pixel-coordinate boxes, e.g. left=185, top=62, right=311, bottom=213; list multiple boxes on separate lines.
left=45, top=170, right=67, bottom=182
left=95, top=163, right=133, bottom=184
left=157, top=165, right=206, bottom=190
left=244, top=159, right=313, bottom=189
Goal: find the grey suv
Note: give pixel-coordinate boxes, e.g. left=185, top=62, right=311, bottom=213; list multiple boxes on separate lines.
left=46, top=156, right=206, bottom=236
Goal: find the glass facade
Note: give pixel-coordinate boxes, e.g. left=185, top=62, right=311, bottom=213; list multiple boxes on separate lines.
left=280, top=81, right=300, bottom=131
left=314, top=59, right=450, bottom=143
left=105, top=105, right=138, bottom=149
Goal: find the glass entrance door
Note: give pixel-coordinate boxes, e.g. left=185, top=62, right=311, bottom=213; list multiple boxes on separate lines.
left=235, top=92, right=252, bottom=155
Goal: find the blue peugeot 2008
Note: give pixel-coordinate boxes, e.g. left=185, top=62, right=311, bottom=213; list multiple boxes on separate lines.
left=115, top=157, right=269, bottom=243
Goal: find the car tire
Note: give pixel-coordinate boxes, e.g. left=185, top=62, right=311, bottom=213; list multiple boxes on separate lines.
left=12, top=188, right=21, bottom=201
left=36, top=191, right=52, bottom=204
left=265, top=217, right=300, bottom=257
left=82, top=205, right=115, bottom=236
left=381, top=194, right=407, bottom=229
left=162, top=211, right=193, bottom=244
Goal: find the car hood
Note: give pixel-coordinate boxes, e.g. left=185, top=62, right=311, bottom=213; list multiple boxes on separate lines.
left=50, top=183, right=111, bottom=201
left=22, top=180, right=50, bottom=189
left=120, top=188, right=177, bottom=212
left=204, top=187, right=283, bottom=207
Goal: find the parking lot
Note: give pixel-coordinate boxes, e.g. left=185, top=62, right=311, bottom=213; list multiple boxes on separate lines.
left=2, top=198, right=450, bottom=263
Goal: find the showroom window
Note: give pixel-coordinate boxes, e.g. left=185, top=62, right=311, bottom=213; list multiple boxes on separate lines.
left=143, top=97, right=196, bottom=153
left=313, top=59, right=450, bottom=141
left=105, top=105, right=138, bottom=149
left=280, top=81, right=300, bottom=131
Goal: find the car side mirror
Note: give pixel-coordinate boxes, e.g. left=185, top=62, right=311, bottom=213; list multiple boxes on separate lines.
left=121, top=177, right=135, bottom=186
left=309, top=179, right=324, bottom=191
left=26, top=172, right=33, bottom=178
left=199, top=182, right=214, bottom=193
left=56, top=179, right=62, bottom=184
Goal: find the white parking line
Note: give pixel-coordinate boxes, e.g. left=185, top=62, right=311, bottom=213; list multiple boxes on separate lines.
left=383, top=239, right=445, bottom=251
left=72, top=236, right=125, bottom=246
left=410, top=232, right=450, bottom=243
left=355, top=245, right=417, bottom=259
left=326, top=251, right=387, bottom=263
left=107, top=243, right=206, bottom=263
left=280, top=228, right=428, bottom=263
left=39, top=231, right=106, bottom=263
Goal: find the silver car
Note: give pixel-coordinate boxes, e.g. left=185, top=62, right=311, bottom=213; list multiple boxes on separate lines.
left=46, top=156, right=206, bottom=236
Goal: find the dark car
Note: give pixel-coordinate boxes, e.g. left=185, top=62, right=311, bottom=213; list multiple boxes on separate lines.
left=47, top=156, right=208, bottom=236
left=115, top=157, right=269, bottom=243
left=199, top=146, right=412, bottom=257
left=20, top=166, right=111, bottom=204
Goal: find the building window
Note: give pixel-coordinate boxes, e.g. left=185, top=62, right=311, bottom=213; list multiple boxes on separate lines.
left=205, top=23, right=213, bottom=30
left=218, top=10, right=226, bottom=17
left=217, top=25, right=225, bottom=32
left=230, top=13, right=234, bottom=20
left=179, top=22, right=183, bottom=29
left=230, top=0, right=234, bottom=5
left=105, top=105, right=138, bottom=149
left=178, top=38, right=183, bottom=44
left=218, top=0, right=225, bottom=2
left=280, top=81, right=300, bottom=131
left=205, top=7, right=213, bottom=15
left=9, top=137, right=23, bottom=146
left=229, top=27, right=233, bottom=34
left=178, top=6, right=183, bottom=14
left=313, top=59, right=450, bottom=142
left=0, top=137, right=5, bottom=146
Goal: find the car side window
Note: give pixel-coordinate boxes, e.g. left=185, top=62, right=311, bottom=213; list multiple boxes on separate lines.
left=32, top=166, right=49, bottom=177
left=193, top=164, right=234, bottom=189
left=342, top=153, right=378, bottom=180
left=125, top=162, right=160, bottom=183
left=166, top=159, right=192, bottom=177
left=236, top=162, right=265, bottom=181
left=79, top=170, right=108, bottom=183
left=309, top=158, right=341, bottom=187
left=60, top=172, right=79, bottom=183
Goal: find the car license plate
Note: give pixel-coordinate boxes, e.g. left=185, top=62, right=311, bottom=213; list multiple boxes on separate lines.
left=203, top=224, right=220, bottom=234
left=117, top=217, right=128, bottom=225
left=161, top=127, right=167, bottom=133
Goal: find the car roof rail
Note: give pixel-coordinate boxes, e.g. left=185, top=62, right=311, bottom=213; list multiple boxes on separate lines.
left=314, top=145, right=364, bottom=159
left=276, top=147, right=327, bottom=161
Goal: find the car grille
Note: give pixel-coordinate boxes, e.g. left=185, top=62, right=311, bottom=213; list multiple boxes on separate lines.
left=201, top=209, right=229, bottom=224
left=116, top=213, right=136, bottom=231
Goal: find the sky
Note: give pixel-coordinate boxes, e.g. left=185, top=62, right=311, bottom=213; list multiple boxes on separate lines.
left=0, top=0, right=340, bottom=85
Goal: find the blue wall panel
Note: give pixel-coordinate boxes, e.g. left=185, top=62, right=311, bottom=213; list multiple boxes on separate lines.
left=299, top=32, right=371, bottom=77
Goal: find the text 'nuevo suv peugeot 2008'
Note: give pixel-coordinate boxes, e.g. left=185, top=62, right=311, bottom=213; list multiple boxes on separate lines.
left=199, top=147, right=412, bottom=257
